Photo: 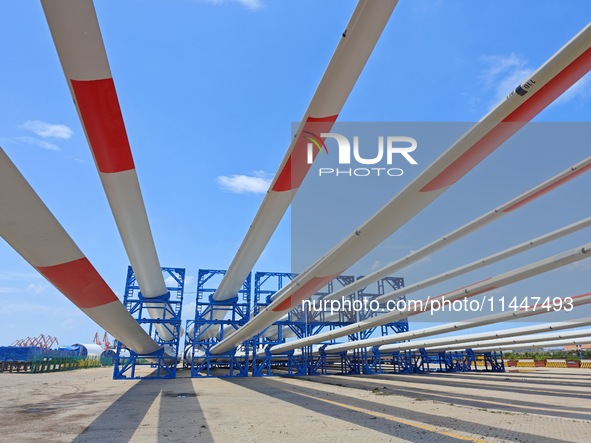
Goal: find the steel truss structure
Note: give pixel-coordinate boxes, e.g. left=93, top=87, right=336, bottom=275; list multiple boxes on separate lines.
left=366, top=348, right=505, bottom=374
left=183, top=270, right=412, bottom=377
left=113, top=267, right=185, bottom=379
left=186, top=269, right=251, bottom=378
left=252, top=272, right=362, bottom=376
left=2, top=2, right=591, bottom=383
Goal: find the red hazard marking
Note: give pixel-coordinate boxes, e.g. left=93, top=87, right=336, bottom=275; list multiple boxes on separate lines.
left=72, top=78, right=135, bottom=173
left=272, top=115, right=339, bottom=192
left=272, top=274, right=340, bottom=312
left=37, top=257, right=118, bottom=309
left=420, top=46, right=591, bottom=192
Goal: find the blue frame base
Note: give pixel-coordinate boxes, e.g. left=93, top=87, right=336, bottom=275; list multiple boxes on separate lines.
left=113, top=266, right=185, bottom=380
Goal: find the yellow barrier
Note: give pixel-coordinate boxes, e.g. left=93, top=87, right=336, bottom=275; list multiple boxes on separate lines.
left=77, top=359, right=101, bottom=369
left=545, top=359, right=567, bottom=368
left=580, top=359, right=591, bottom=369
left=516, top=359, right=535, bottom=367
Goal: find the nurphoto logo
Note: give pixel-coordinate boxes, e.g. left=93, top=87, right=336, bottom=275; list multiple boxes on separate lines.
left=306, top=131, right=419, bottom=177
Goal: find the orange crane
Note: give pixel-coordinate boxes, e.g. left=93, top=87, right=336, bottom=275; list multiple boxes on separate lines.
left=93, top=332, right=112, bottom=350
left=11, top=334, right=58, bottom=349
left=103, top=332, right=112, bottom=350
left=93, top=332, right=102, bottom=347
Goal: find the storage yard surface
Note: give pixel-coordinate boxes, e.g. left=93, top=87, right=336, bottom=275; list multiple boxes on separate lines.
left=0, top=367, right=589, bottom=442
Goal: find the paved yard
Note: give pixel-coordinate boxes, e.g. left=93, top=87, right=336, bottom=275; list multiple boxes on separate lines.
left=0, top=367, right=589, bottom=442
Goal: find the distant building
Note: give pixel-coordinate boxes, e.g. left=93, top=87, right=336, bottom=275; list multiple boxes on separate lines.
left=563, top=344, right=591, bottom=351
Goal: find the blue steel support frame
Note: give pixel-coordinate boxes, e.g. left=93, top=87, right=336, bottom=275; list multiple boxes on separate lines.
left=252, top=272, right=360, bottom=376
left=188, top=269, right=251, bottom=378
left=252, top=272, right=300, bottom=376
left=465, top=348, right=505, bottom=372
left=482, top=351, right=505, bottom=372
left=408, top=348, right=505, bottom=373
left=252, top=273, right=410, bottom=376
left=113, top=266, right=185, bottom=380
left=288, top=273, right=350, bottom=375
left=412, top=348, right=431, bottom=373
left=324, top=276, right=408, bottom=374
left=353, top=276, right=408, bottom=340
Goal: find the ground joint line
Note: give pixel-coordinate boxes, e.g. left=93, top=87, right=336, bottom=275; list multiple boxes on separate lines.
left=284, top=389, right=488, bottom=443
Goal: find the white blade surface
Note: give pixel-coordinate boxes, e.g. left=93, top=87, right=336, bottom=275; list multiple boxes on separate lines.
left=213, top=23, right=591, bottom=354
left=0, top=147, right=159, bottom=354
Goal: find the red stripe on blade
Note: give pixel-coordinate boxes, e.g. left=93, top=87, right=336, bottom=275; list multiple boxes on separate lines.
left=504, top=46, right=591, bottom=122
left=71, top=78, right=135, bottom=173
left=272, top=115, right=338, bottom=192
left=36, top=257, right=118, bottom=309
left=420, top=46, right=591, bottom=193
left=272, top=273, right=340, bottom=312
left=419, top=122, right=526, bottom=193
left=503, top=163, right=591, bottom=213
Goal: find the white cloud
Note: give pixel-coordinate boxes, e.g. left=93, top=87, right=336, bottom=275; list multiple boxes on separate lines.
left=14, top=135, right=61, bottom=151
left=165, top=274, right=195, bottom=288
left=569, top=259, right=591, bottom=271
left=20, top=120, right=73, bottom=139
left=399, top=254, right=432, bottom=272
left=370, top=260, right=381, bottom=271
left=26, top=282, right=48, bottom=295
left=479, top=53, right=532, bottom=102
left=488, top=287, right=504, bottom=295
left=217, top=171, right=271, bottom=194
left=8, top=120, right=74, bottom=153
left=461, top=92, right=481, bottom=111
left=165, top=275, right=177, bottom=287
left=478, top=53, right=591, bottom=106
left=237, top=0, right=263, bottom=9
left=2, top=301, right=66, bottom=316
left=203, top=0, right=264, bottom=11
left=0, top=271, right=45, bottom=294
left=0, top=270, right=42, bottom=281
left=479, top=53, right=527, bottom=85
left=554, top=72, right=591, bottom=104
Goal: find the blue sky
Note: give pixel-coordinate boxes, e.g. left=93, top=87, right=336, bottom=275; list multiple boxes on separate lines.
left=0, top=0, right=590, bottom=346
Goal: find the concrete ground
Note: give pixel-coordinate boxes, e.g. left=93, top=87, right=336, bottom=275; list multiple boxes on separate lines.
left=0, top=367, right=589, bottom=442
